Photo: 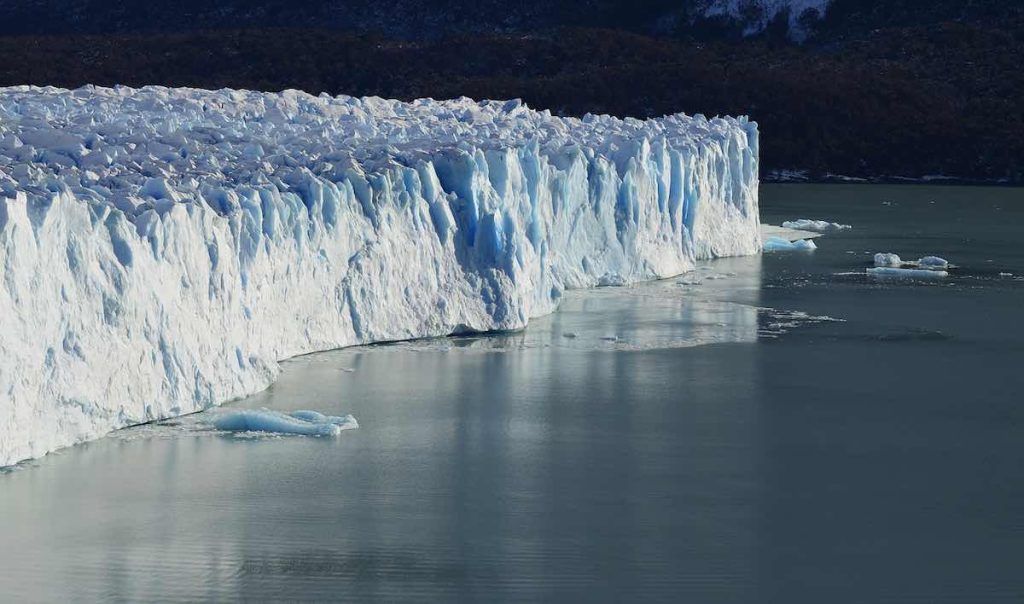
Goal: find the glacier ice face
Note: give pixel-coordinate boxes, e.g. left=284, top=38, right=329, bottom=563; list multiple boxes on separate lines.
left=0, top=85, right=760, bottom=466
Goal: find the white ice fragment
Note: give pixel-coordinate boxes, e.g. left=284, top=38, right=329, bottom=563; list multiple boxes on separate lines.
left=782, top=219, right=851, bottom=232
left=874, top=253, right=902, bottom=267
left=874, top=253, right=950, bottom=270
left=917, top=256, right=949, bottom=269
left=213, top=408, right=357, bottom=436
left=763, top=236, right=817, bottom=252
left=867, top=267, right=948, bottom=279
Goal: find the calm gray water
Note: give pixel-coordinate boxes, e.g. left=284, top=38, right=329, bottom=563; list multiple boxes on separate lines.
left=2, top=184, right=1023, bottom=602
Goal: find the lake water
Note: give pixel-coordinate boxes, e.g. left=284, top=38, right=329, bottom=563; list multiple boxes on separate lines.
left=2, top=184, right=1022, bottom=602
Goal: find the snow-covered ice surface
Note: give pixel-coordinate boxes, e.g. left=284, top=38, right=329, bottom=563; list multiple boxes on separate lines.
left=0, top=85, right=760, bottom=466
left=782, top=219, right=851, bottom=232
left=698, top=0, right=831, bottom=40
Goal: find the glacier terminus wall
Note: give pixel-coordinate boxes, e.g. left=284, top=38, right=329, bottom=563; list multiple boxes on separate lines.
left=0, top=86, right=760, bottom=466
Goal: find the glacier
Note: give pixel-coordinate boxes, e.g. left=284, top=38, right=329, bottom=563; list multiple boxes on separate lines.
left=0, top=85, right=760, bottom=467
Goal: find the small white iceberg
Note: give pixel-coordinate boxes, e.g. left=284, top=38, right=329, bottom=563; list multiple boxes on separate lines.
left=213, top=409, right=358, bottom=436
left=874, top=253, right=951, bottom=270
left=782, top=219, right=852, bottom=232
left=874, top=253, right=903, bottom=267
left=917, top=256, right=949, bottom=269
left=763, top=236, right=817, bottom=252
left=867, top=267, right=948, bottom=279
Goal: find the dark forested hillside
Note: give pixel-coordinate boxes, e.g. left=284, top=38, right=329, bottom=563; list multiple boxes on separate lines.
left=0, top=1, right=1021, bottom=182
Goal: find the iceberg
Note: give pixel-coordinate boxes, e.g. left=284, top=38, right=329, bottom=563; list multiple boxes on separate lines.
left=782, top=219, right=851, bottom=232
left=867, top=267, right=948, bottom=280
left=873, top=253, right=950, bottom=270
left=874, top=253, right=903, bottom=267
left=763, top=236, right=816, bottom=252
left=917, top=256, right=949, bottom=269
left=0, top=85, right=760, bottom=466
left=213, top=409, right=358, bottom=436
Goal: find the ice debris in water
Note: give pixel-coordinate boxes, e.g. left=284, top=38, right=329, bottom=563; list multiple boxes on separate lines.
left=763, top=236, right=817, bottom=252
left=874, top=253, right=902, bottom=267
left=867, top=267, right=948, bottom=279
left=0, top=84, right=760, bottom=467
left=874, top=253, right=950, bottom=270
left=918, top=256, right=949, bottom=269
left=213, top=409, right=358, bottom=436
left=782, top=219, right=851, bottom=232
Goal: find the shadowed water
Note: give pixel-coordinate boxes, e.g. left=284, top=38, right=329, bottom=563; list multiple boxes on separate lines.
left=1, top=184, right=1022, bottom=602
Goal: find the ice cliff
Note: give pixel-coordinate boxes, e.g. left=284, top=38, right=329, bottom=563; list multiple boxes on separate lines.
left=0, top=86, right=760, bottom=466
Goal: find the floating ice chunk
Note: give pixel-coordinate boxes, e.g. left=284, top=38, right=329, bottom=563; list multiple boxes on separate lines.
left=867, top=267, right=948, bottom=279
left=782, top=219, right=851, bottom=232
left=213, top=409, right=358, bottom=436
left=763, top=236, right=817, bottom=252
left=874, top=253, right=902, bottom=267
left=874, top=253, right=951, bottom=270
left=288, top=410, right=359, bottom=429
left=917, top=256, right=949, bottom=269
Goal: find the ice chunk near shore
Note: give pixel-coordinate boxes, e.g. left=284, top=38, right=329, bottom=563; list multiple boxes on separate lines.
left=763, top=236, right=817, bottom=252
left=782, top=219, right=851, bottom=232
left=0, top=85, right=760, bottom=467
left=867, top=267, right=948, bottom=279
left=213, top=409, right=358, bottom=436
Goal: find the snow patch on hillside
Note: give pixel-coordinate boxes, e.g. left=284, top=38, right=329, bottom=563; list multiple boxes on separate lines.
left=699, top=0, right=831, bottom=40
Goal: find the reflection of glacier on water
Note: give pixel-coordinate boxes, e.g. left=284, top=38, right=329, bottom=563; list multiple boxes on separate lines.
left=370, top=255, right=767, bottom=353
left=356, top=254, right=838, bottom=353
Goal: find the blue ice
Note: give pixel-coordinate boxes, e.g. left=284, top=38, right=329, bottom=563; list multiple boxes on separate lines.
left=763, top=236, right=817, bottom=252
left=213, top=409, right=358, bottom=436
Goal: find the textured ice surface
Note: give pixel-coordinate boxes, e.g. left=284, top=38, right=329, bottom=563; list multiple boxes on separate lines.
left=213, top=409, right=358, bottom=436
left=918, top=256, right=949, bottom=269
left=763, top=236, right=816, bottom=252
left=0, top=85, right=760, bottom=466
left=874, top=253, right=950, bottom=270
left=867, top=267, right=948, bottom=279
left=782, top=219, right=851, bottom=232
left=874, top=253, right=903, bottom=267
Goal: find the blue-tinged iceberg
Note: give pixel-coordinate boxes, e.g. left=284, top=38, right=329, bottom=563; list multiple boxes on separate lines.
left=0, top=85, right=760, bottom=466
